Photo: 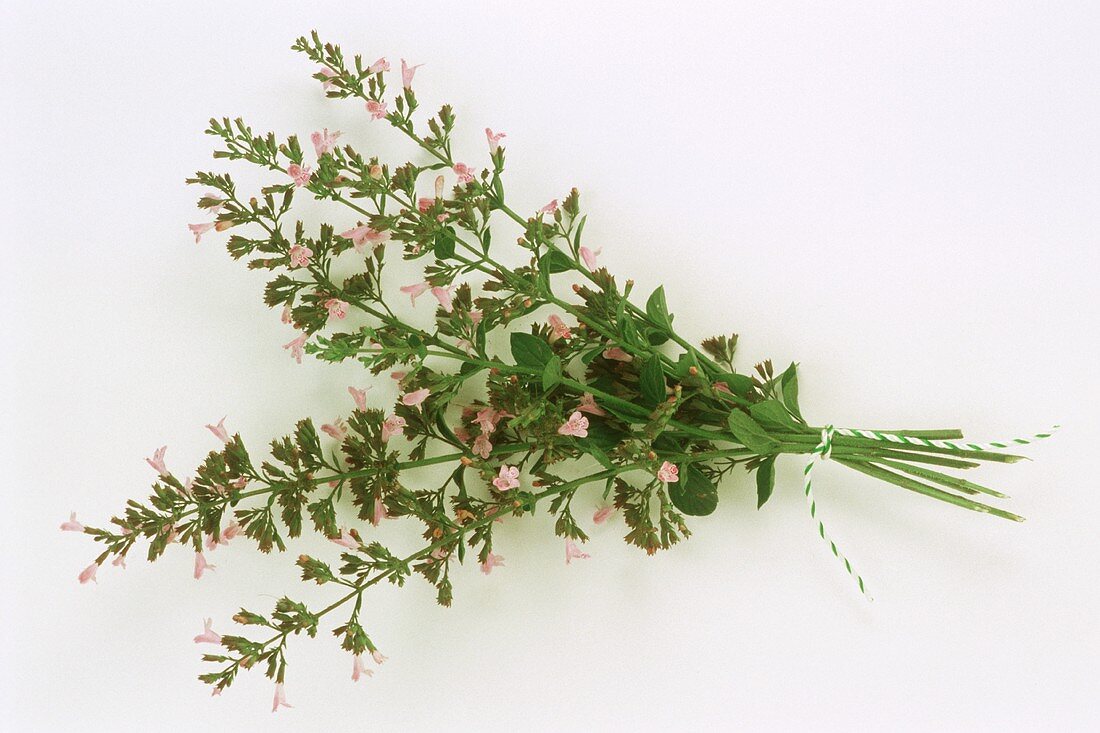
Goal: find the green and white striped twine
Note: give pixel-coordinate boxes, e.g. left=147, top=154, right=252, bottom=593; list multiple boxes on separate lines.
left=804, top=424, right=1059, bottom=600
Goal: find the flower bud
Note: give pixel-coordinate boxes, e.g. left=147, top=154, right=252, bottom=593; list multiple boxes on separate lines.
left=214, top=220, right=235, bottom=232
left=369, top=164, right=383, bottom=180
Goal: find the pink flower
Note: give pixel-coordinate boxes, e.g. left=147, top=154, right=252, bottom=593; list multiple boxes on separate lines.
left=311, top=128, right=342, bottom=158
left=454, top=426, right=472, bottom=443
left=472, top=434, right=493, bottom=459
left=352, top=655, right=373, bottom=681
left=287, top=163, right=312, bottom=187
left=713, top=381, right=733, bottom=395
left=431, top=285, right=455, bottom=313
left=331, top=527, right=358, bottom=550
left=469, top=309, right=483, bottom=326
left=539, top=199, right=558, bottom=215
left=402, top=388, right=431, bottom=407
left=602, top=346, right=633, bottom=362
left=339, top=224, right=391, bottom=253
left=193, top=552, right=214, bottom=580
left=565, top=538, right=591, bottom=565
left=272, top=682, right=292, bottom=712
left=576, top=393, right=608, bottom=417
left=193, top=618, right=222, bottom=644
left=78, top=562, right=99, bottom=585
left=417, top=197, right=434, bottom=212
left=400, top=59, right=423, bottom=89
left=325, top=298, right=350, bottom=321
left=348, top=386, right=370, bottom=411
left=485, top=128, right=506, bottom=154
left=548, top=314, right=572, bottom=341
left=430, top=547, right=450, bottom=560
left=557, top=411, right=589, bottom=438
left=318, top=67, right=338, bottom=90
left=60, top=512, right=84, bottom=532
left=372, top=650, right=388, bottom=665
left=371, top=497, right=388, bottom=526
left=475, top=407, right=506, bottom=434
left=390, top=371, right=407, bottom=381
left=205, top=416, right=230, bottom=444
left=434, top=175, right=445, bottom=199
left=400, top=281, right=431, bottom=305
left=367, top=57, right=390, bottom=74
left=288, top=244, right=313, bottom=268
left=580, top=245, right=602, bottom=271
left=321, top=418, right=348, bottom=441
left=492, top=465, right=520, bottom=491
left=281, top=304, right=293, bottom=324
left=145, top=446, right=168, bottom=476
left=480, top=552, right=505, bottom=575
left=381, top=415, right=406, bottom=442
left=365, top=99, right=388, bottom=120
left=283, top=334, right=308, bottom=364
left=188, top=222, right=215, bottom=243
left=657, top=461, right=679, bottom=483
left=201, top=192, right=226, bottom=213
left=112, top=554, right=127, bottom=569
left=593, top=505, right=616, bottom=525
left=453, top=163, right=475, bottom=184
left=223, top=521, right=242, bottom=541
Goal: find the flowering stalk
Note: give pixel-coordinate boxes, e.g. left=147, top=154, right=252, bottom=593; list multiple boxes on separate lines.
left=67, top=31, right=1052, bottom=706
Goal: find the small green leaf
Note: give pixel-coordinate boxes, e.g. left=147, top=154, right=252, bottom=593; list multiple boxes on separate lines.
left=669, top=464, right=718, bottom=516
left=727, top=411, right=781, bottom=454
left=510, top=332, right=553, bottom=369
left=755, top=457, right=776, bottom=508
left=542, top=355, right=563, bottom=391
left=434, top=227, right=457, bottom=260
left=780, top=362, right=803, bottom=421
left=749, top=400, right=803, bottom=433
left=714, top=372, right=754, bottom=397
left=645, top=285, right=672, bottom=331
left=638, top=355, right=666, bottom=406
left=540, top=249, right=574, bottom=274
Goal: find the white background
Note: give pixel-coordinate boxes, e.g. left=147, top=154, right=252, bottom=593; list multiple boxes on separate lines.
left=3, top=2, right=1098, bottom=731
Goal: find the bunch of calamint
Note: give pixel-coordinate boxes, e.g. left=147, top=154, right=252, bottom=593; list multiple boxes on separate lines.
left=63, top=33, right=1053, bottom=710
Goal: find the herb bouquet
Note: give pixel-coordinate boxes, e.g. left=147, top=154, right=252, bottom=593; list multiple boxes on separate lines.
left=63, top=33, right=1055, bottom=709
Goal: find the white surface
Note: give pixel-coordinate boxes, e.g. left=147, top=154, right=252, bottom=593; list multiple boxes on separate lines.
left=3, top=2, right=1098, bottom=731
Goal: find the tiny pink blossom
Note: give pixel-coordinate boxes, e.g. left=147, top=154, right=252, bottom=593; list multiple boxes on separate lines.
left=557, top=411, right=589, bottom=438
left=318, top=67, right=338, bottom=90
left=480, top=552, right=505, bottom=575
left=365, top=99, right=388, bottom=120
left=145, top=446, right=169, bottom=476
left=230, top=477, right=249, bottom=490
left=713, top=381, right=733, bottom=394
left=339, top=224, right=391, bottom=253
left=565, top=538, right=591, bottom=565
left=193, top=552, right=214, bottom=580
left=548, top=314, right=572, bottom=341
left=454, top=426, right=472, bottom=443
left=352, top=655, right=373, bottom=682
left=580, top=245, right=602, bottom=271
left=367, top=57, right=390, bottom=74
left=310, top=128, right=342, bottom=158
left=78, top=562, right=99, bottom=584
left=205, top=416, right=230, bottom=444
left=431, top=285, right=455, bottom=313
left=485, top=128, right=506, bottom=153
left=402, top=388, right=431, bottom=407
left=287, top=163, right=312, bottom=187
left=390, top=371, right=407, bottom=381
left=381, top=415, right=406, bottom=442
left=400, top=281, right=431, bottom=305
left=469, top=309, right=483, bottom=326
left=283, top=334, right=308, bottom=364
left=452, top=163, right=475, bottom=184
left=456, top=338, right=475, bottom=355
left=193, top=618, right=222, bottom=644
left=288, top=244, right=313, bottom=268
left=112, top=554, right=127, bottom=569
left=223, top=521, right=242, bottom=541
left=372, top=650, right=388, bottom=665
left=417, top=197, right=434, bottom=212
left=281, top=304, right=293, bottom=324
left=472, top=434, right=493, bottom=459
left=202, top=192, right=226, bottom=213
left=429, top=548, right=450, bottom=560
left=602, top=346, right=633, bottom=362
left=400, top=59, right=423, bottom=89
left=576, top=393, right=608, bottom=417
left=657, top=461, right=679, bottom=483
left=475, top=407, right=506, bottom=434
left=371, top=497, right=388, bottom=526
left=348, top=386, right=370, bottom=411
left=188, top=222, right=215, bottom=243
left=492, top=465, right=520, bottom=491
left=331, top=527, right=358, bottom=550
left=272, top=682, right=292, bottom=712
left=324, top=298, right=350, bottom=321
left=539, top=199, right=558, bottom=215
left=321, top=418, right=348, bottom=441
left=60, top=512, right=84, bottom=532
left=593, top=505, right=616, bottom=525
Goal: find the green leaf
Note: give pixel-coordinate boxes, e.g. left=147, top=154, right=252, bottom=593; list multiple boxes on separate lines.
left=726, top=411, right=781, bottom=454
left=749, top=399, right=803, bottom=433
left=755, top=457, right=776, bottom=508
left=780, top=362, right=803, bottom=421
left=434, top=227, right=456, bottom=259
left=714, top=372, right=754, bottom=397
left=541, top=355, right=563, bottom=391
left=510, top=332, right=553, bottom=369
left=638, top=355, right=666, bottom=406
left=540, top=249, right=574, bottom=274
left=669, top=464, right=718, bottom=516
left=645, top=285, right=673, bottom=331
